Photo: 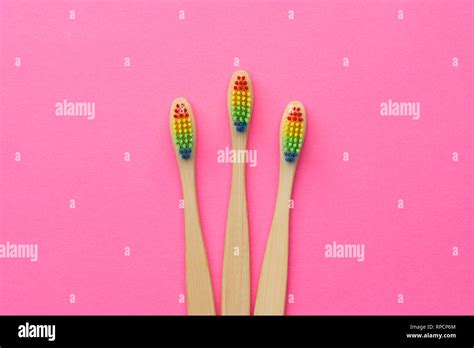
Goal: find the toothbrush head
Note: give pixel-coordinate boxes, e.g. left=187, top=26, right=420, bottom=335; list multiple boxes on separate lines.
left=229, top=70, right=254, bottom=133
left=281, top=101, right=306, bottom=164
left=170, top=98, right=194, bottom=160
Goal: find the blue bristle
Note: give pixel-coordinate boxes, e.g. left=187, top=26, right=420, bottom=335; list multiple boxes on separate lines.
left=232, top=114, right=248, bottom=131
left=285, top=152, right=297, bottom=163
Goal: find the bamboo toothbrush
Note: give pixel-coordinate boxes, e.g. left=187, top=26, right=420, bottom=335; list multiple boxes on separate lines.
left=254, top=101, right=307, bottom=315
left=221, top=70, right=254, bottom=315
left=170, top=97, right=215, bottom=315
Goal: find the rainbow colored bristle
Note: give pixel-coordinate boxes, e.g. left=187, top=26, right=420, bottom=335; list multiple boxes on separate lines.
left=231, top=75, right=252, bottom=133
left=282, top=106, right=304, bottom=163
left=172, top=102, right=193, bottom=160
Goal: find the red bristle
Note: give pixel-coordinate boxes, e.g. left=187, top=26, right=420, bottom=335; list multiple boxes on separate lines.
left=242, top=76, right=246, bottom=80
left=298, top=118, right=303, bottom=122
left=237, top=76, right=241, bottom=80
left=287, top=116, right=291, bottom=120
left=297, top=107, right=301, bottom=111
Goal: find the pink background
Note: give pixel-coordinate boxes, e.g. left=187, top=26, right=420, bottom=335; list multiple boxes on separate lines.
left=0, top=0, right=472, bottom=315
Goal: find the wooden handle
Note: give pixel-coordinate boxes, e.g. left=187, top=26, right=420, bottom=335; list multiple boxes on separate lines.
left=221, top=138, right=250, bottom=315
left=254, top=165, right=295, bottom=315
left=221, top=70, right=252, bottom=315
left=181, top=166, right=216, bottom=315
left=254, top=101, right=306, bottom=315
left=170, top=97, right=215, bottom=315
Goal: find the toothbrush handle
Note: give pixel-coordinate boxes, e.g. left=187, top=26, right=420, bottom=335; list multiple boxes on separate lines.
left=254, top=174, right=293, bottom=315
left=182, top=171, right=216, bottom=315
left=222, top=161, right=250, bottom=315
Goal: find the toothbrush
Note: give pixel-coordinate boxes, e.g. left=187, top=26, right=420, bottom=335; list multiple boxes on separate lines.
left=254, top=101, right=307, bottom=315
left=170, top=97, right=215, bottom=315
left=221, top=70, right=254, bottom=315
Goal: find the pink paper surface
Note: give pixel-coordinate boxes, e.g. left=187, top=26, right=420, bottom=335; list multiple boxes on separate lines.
left=0, top=0, right=472, bottom=315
